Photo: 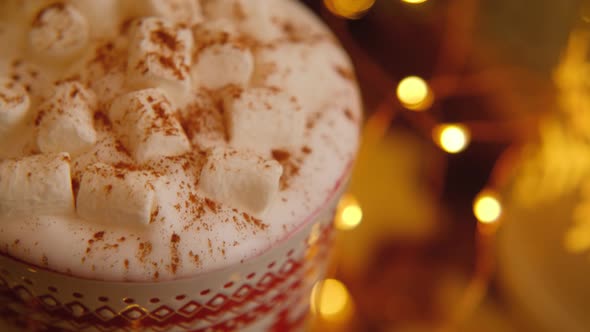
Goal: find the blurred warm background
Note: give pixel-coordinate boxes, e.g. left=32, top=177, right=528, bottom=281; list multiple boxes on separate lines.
left=302, top=0, right=589, bottom=331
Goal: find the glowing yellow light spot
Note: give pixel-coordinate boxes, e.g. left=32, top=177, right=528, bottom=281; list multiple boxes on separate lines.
left=473, top=191, right=502, bottom=224
left=335, top=194, right=363, bottom=230
left=396, top=76, right=433, bottom=111
left=433, top=124, right=470, bottom=154
left=310, top=279, right=352, bottom=320
left=402, top=0, right=428, bottom=4
left=324, top=0, right=376, bottom=19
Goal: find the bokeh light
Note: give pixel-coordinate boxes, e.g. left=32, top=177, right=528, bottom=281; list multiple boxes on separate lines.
left=473, top=191, right=502, bottom=224
left=396, top=76, right=433, bottom=111
left=310, top=279, right=352, bottom=320
left=335, top=194, right=363, bottom=230
left=402, top=0, right=429, bottom=4
left=433, top=124, right=471, bottom=154
left=324, top=0, right=376, bottom=19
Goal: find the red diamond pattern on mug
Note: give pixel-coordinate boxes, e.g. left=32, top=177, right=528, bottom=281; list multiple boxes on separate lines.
left=152, top=305, right=175, bottom=321
left=0, top=223, right=335, bottom=331
left=121, top=305, right=148, bottom=321
left=65, top=301, right=89, bottom=318
left=178, top=301, right=202, bottom=318
left=95, top=305, right=117, bottom=321
left=39, top=294, right=60, bottom=310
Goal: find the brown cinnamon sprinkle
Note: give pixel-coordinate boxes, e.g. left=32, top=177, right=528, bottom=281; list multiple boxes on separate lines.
left=271, top=150, right=302, bottom=190
left=204, top=198, right=218, bottom=213
left=169, top=233, right=181, bottom=274
left=271, top=149, right=290, bottom=162
left=189, top=251, right=201, bottom=267
left=344, top=108, right=355, bottom=122
left=93, top=231, right=105, bottom=241
left=150, top=207, right=160, bottom=223
left=138, top=241, right=152, bottom=263
left=151, top=29, right=179, bottom=51
left=242, top=213, right=268, bottom=231
left=334, top=65, right=355, bottom=82
left=94, top=111, right=112, bottom=128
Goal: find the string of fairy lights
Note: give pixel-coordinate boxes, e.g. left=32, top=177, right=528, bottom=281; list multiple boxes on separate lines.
left=309, top=0, right=505, bottom=330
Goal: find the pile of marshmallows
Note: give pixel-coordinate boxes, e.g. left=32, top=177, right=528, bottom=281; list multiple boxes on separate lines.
left=0, top=0, right=316, bottom=226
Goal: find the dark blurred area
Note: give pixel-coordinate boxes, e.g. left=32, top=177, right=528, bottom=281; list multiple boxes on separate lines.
left=301, top=1, right=585, bottom=331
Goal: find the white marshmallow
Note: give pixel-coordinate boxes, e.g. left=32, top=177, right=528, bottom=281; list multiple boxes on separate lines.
left=29, top=3, right=89, bottom=60
left=223, top=87, right=305, bottom=152
left=69, top=0, right=121, bottom=38
left=200, top=147, right=283, bottom=215
left=193, top=42, right=253, bottom=89
left=0, top=153, right=74, bottom=217
left=76, top=163, right=160, bottom=226
left=0, top=78, right=30, bottom=136
left=202, top=0, right=281, bottom=42
left=109, top=89, right=191, bottom=164
left=71, top=135, right=135, bottom=183
left=127, top=17, right=193, bottom=95
left=36, top=81, right=97, bottom=157
left=178, top=88, right=225, bottom=149
left=254, top=42, right=357, bottom=113
left=130, top=0, right=204, bottom=26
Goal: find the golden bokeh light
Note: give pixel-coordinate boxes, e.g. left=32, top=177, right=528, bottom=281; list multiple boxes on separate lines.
left=473, top=191, right=502, bottom=224
left=396, top=76, right=433, bottom=111
left=402, top=0, right=429, bottom=4
left=335, top=194, right=363, bottom=230
left=324, top=0, right=376, bottom=19
left=433, top=124, right=471, bottom=154
left=310, top=279, right=352, bottom=320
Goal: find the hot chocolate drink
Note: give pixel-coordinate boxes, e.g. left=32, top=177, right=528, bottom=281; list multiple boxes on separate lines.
left=0, top=1, right=361, bottom=330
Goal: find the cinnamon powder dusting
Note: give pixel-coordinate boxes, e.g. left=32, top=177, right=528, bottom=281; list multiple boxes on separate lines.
left=151, top=29, right=179, bottom=51
left=169, top=233, right=181, bottom=274
left=41, top=255, right=49, bottom=266
left=272, top=150, right=302, bottom=190
left=137, top=241, right=152, bottom=263
left=334, top=65, right=355, bottom=82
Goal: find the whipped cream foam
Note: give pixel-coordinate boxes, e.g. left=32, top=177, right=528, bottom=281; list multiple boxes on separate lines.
left=0, top=0, right=362, bottom=281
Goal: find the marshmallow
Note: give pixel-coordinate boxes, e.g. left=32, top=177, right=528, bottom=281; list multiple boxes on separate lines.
left=0, top=153, right=74, bottom=217
left=0, top=78, right=30, bottom=136
left=223, top=87, right=305, bottom=152
left=71, top=135, right=135, bottom=183
left=200, top=147, right=283, bottom=215
left=76, top=163, right=160, bottom=226
left=254, top=42, right=356, bottom=113
left=109, top=89, right=191, bottom=164
left=36, top=81, right=97, bottom=157
left=192, top=42, right=253, bottom=90
left=202, top=0, right=281, bottom=43
left=29, top=3, right=89, bottom=60
left=127, top=17, right=193, bottom=95
left=69, top=0, right=121, bottom=38
left=129, top=0, right=204, bottom=26
left=178, top=88, right=225, bottom=149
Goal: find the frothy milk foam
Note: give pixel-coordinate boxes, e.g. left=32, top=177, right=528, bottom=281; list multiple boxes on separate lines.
left=0, top=0, right=361, bottom=281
